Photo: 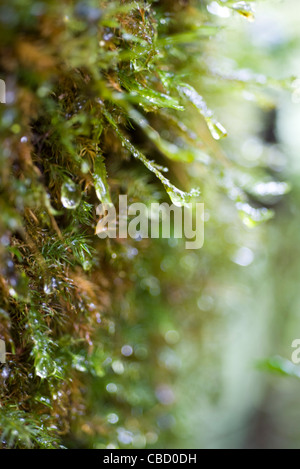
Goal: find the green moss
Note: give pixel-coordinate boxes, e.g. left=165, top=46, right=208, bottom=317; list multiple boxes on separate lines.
left=0, top=0, right=285, bottom=448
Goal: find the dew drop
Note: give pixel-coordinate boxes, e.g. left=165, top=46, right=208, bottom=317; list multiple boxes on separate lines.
left=117, top=428, right=133, bottom=445
left=112, top=360, right=124, bottom=375
left=251, top=181, right=290, bottom=199
left=93, top=156, right=111, bottom=203
left=232, top=1, right=255, bottom=21
left=107, top=413, right=119, bottom=424
left=2, top=366, right=10, bottom=379
left=61, top=180, right=81, bottom=209
left=206, top=119, right=227, bottom=140
left=207, top=1, right=231, bottom=18
left=81, top=160, right=91, bottom=174
left=82, top=259, right=92, bottom=271
left=8, top=272, right=29, bottom=301
left=236, top=202, right=274, bottom=227
left=44, top=277, right=58, bottom=295
left=178, top=84, right=227, bottom=140
left=106, top=382, right=117, bottom=393
left=166, top=189, right=184, bottom=207
left=232, top=247, right=254, bottom=267
left=36, top=358, right=49, bottom=379
left=121, top=345, right=133, bottom=357
left=95, top=176, right=108, bottom=203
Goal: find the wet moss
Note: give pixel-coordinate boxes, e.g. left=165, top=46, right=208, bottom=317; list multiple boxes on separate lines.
left=0, top=0, right=284, bottom=448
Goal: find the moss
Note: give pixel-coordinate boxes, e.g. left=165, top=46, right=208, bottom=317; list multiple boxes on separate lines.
left=0, top=0, right=285, bottom=448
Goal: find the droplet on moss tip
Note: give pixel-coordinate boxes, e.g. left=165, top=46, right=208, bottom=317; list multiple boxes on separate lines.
left=61, top=180, right=81, bottom=210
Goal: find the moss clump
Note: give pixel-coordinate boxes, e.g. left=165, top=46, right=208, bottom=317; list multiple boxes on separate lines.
left=0, top=0, right=285, bottom=448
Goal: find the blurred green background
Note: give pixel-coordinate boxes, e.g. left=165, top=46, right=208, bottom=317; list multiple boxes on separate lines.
left=175, top=0, right=300, bottom=449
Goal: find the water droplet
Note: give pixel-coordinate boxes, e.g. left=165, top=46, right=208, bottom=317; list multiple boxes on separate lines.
left=95, top=313, right=101, bottom=324
left=232, top=1, right=255, bottom=21
left=106, top=382, right=117, bottom=393
left=8, top=271, right=29, bottom=301
left=94, top=156, right=111, bottom=203
left=2, top=366, right=10, bottom=379
left=44, top=277, right=58, bottom=295
left=166, top=186, right=201, bottom=207
left=1, top=235, right=10, bottom=247
left=121, top=345, right=133, bottom=357
left=250, top=181, right=290, bottom=200
left=36, top=357, right=49, bottom=379
left=117, top=428, right=133, bottom=445
left=166, top=189, right=185, bottom=207
left=236, top=202, right=274, bottom=227
left=81, top=160, right=91, bottom=174
left=207, top=1, right=231, bottom=18
left=72, top=355, right=87, bottom=372
left=232, top=247, right=254, bottom=266
left=206, top=118, right=227, bottom=140
left=178, top=84, right=227, bottom=140
left=82, top=259, right=92, bottom=271
left=95, top=176, right=109, bottom=203
left=36, top=395, right=52, bottom=408
left=112, top=360, right=124, bottom=375
left=107, top=413, right=119, bottom=424
left=127, top=247, right=138, bottom=259
left=61, top=180, right=81, bottom=210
